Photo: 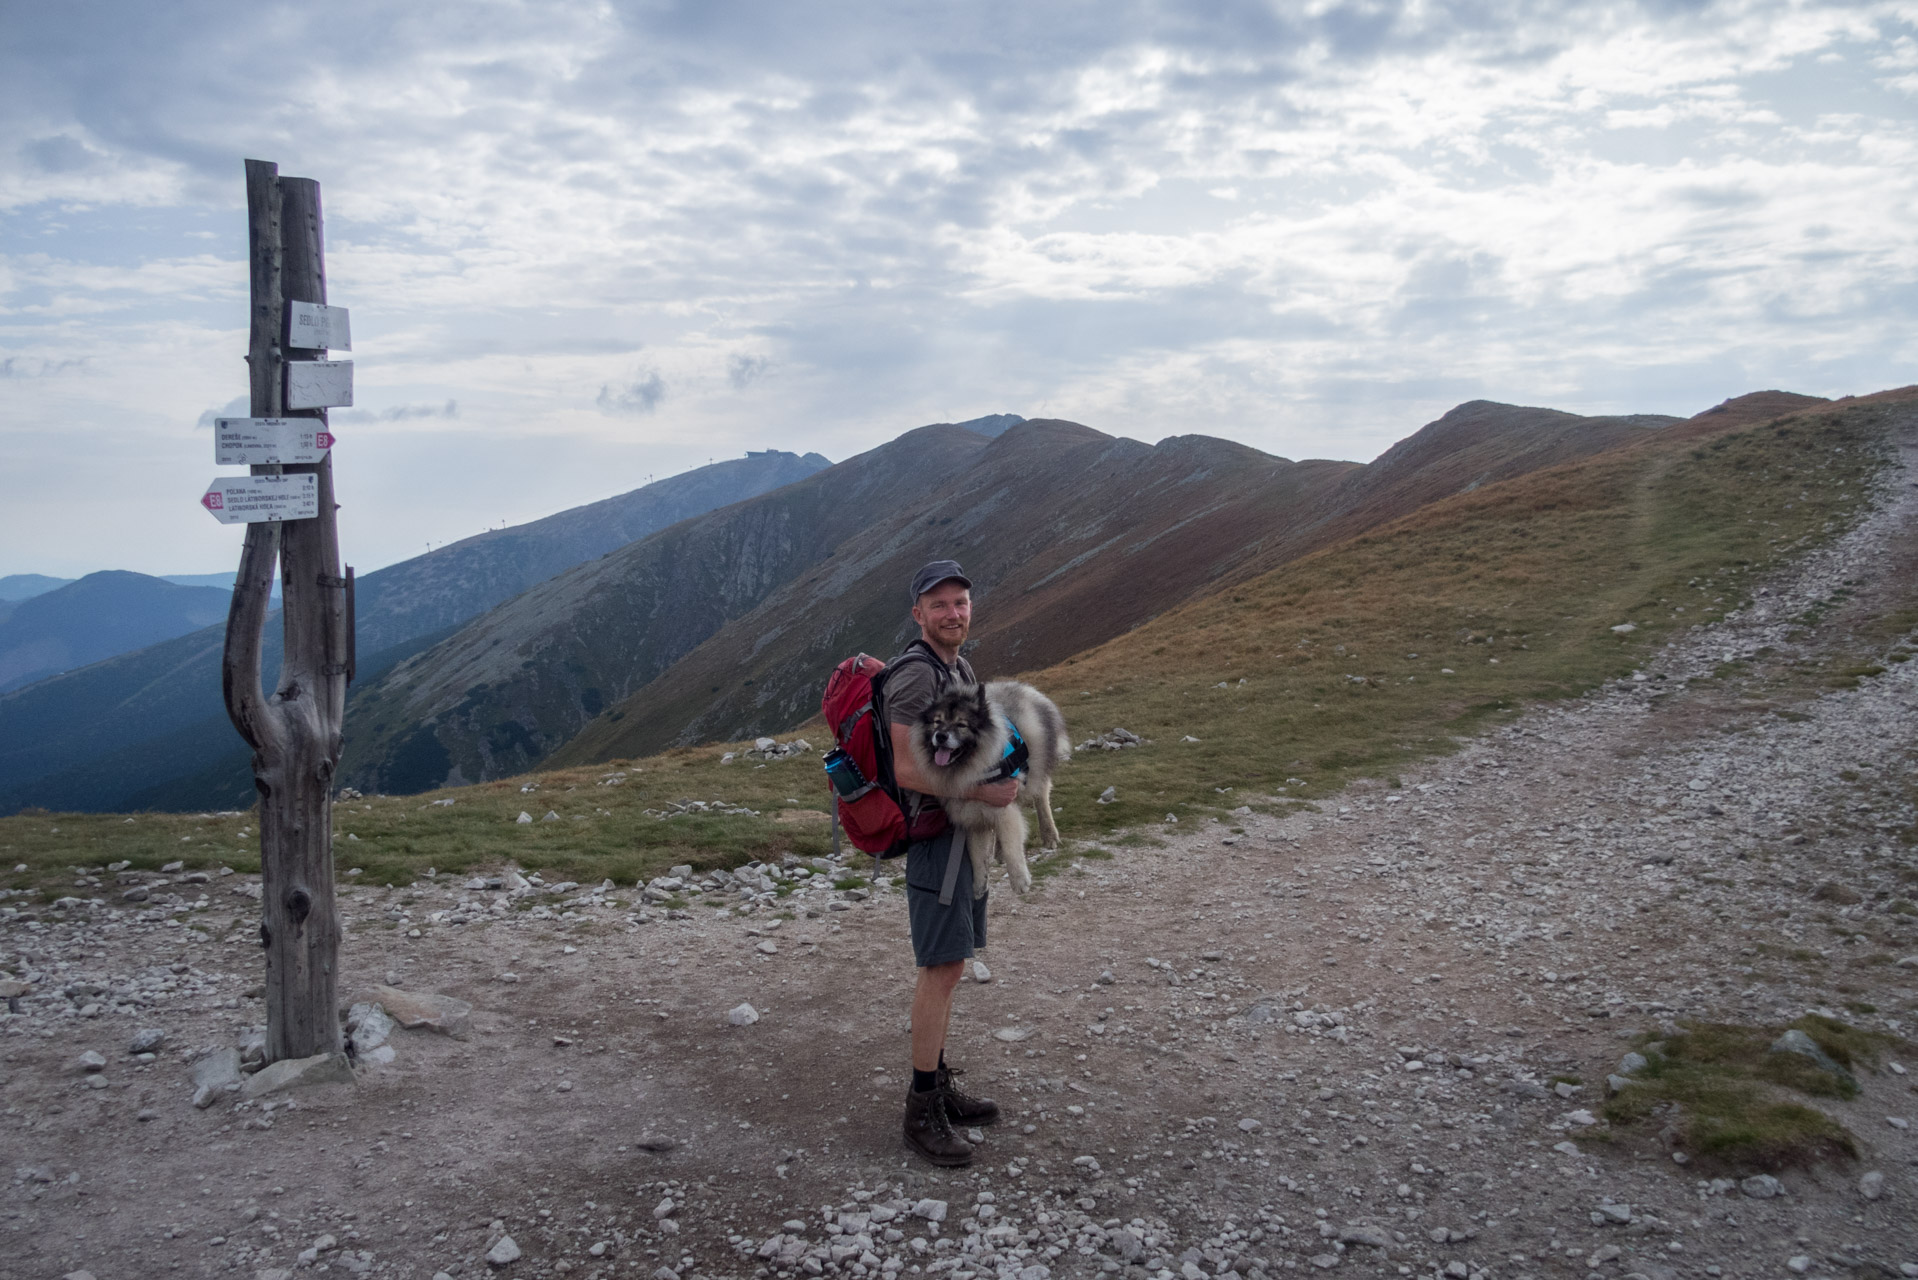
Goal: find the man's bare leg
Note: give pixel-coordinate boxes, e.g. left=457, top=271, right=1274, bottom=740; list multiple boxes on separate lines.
left=912, top=960, right=965, bottom=1072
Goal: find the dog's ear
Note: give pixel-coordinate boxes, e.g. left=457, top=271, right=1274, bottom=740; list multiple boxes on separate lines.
left=974, top=684, right=990, bottom=712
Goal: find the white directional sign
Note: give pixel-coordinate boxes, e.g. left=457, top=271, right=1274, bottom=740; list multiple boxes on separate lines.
left=200, top=474, right=319, bottom=524
left=287, top=301, right=351, bottom=351
left=215, top=417, right=336, bottom=465
left=285, top=359, right=353, bottom=410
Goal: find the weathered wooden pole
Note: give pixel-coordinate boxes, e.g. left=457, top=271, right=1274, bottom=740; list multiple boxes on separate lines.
left=223, top=159, right=350, bottom=1064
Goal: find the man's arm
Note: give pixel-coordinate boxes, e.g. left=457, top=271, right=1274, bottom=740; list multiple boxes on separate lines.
left=890, top=723, right=1018, bottom=808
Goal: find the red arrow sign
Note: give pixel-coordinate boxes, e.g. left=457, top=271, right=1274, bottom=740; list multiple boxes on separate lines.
left=202, top=491, right=225, bottom=511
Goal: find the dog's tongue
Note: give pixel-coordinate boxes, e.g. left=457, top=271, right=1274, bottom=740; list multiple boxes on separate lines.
left=934, top=748, right=953, bottom=767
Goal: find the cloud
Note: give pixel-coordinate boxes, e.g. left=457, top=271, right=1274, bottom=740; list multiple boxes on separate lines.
left=195, top=395, right=249, bottom=428
left=0, top=356, right=89, bottom=378
left=596, top=371, right=666, bottom=415
left=23, top=134, right=102, bottom=175
left=2, top=0, right=1917, bottom=576
left=727, top=353, right=769, bottom=390
left=334, top=399, right=459, bottom=423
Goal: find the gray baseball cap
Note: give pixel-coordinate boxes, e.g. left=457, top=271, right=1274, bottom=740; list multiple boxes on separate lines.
left=910, top=559, right=971, bottom=602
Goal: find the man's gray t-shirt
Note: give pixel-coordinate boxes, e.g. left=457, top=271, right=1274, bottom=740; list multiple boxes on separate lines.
left=884, top=648, right=974, bottom=819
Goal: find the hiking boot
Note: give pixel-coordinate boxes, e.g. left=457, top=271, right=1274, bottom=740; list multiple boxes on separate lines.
left=903, top=1085, right=973, bottom=1167
left=938, top=1063, right=1001, bottom=1126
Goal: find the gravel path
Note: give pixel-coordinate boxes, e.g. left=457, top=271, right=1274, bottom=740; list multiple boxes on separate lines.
left=4, top=409, right=1916, bottom=1280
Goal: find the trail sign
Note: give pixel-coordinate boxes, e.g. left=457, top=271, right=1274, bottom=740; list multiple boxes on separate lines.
left=286, top=359, right=353, bottom=410
left=215, top=417, right=335, bottom=465
left=287, top=300, right=350, bottom=351
left=201, top=473, right=319, bottom=524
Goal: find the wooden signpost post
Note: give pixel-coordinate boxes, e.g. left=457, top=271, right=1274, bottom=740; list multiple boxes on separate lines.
left=215, top=158, right=357, bottom=1066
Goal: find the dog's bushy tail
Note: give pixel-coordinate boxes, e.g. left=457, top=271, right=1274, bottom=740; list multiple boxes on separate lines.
left=1037, top=693, right=1070, bottom=768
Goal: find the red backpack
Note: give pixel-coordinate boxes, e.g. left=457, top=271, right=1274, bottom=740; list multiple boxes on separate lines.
left=820, top=642, right=951, bottom=857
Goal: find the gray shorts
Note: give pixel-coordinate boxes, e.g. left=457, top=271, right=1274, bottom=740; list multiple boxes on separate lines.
left=903, top=828, right=986, bottom=968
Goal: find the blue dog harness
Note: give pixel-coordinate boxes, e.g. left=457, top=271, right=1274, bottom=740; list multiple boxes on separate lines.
left=985, top=721, right=1030, bottom=783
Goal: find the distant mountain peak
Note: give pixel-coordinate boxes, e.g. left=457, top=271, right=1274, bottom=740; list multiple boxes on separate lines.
left=952, top=413, right=1025, bottom=438
left=0, top=573, right=74, bottom=603
left=1689, top=390, right=1828, bottom=428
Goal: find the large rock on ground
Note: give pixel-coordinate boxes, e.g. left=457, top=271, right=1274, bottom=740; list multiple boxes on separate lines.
left=366, top=985, right=472, bottom=1040
left=241, top=1052, right=354, bottom=1099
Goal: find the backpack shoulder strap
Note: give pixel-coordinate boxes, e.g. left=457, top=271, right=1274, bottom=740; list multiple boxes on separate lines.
left=870, top=638, right=956, bottom=822
left=872, top=638, right=950, bottom=706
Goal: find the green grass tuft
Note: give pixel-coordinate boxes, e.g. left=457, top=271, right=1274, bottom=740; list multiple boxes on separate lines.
left=1601, top=1014, right=1913, bottom=1171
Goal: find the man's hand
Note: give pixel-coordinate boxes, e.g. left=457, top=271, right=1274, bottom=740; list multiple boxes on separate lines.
left=968, top=778, right=1018, bottom=808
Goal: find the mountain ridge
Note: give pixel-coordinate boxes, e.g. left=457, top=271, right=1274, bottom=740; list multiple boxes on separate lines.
left=0, top=449, right=837, bottom=814
left=339, top=425, right=995, bottom=793
left=553, top=400, right=1675, bottom=766
left=0, top=572, right=234, bottom=694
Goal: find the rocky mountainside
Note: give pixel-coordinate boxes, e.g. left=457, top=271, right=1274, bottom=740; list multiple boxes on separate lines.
left=553, top=422, right=1355, bottom=766
left=352, top=449, right=830, bottom=654
left=339, top=398, right=1684, bottom=792
left=0, top=572, right=232, bottom=693
left=338, top=425, right=994, bottom=794
left=0, top=450, right=834, bottom=815
left=555, top=401, right=1683, bottom=765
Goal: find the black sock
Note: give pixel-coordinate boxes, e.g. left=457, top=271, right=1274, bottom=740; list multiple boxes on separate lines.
left=938, top=1051, right=948, bottom=1073
left=912, top=1068, right=938, bottom=1093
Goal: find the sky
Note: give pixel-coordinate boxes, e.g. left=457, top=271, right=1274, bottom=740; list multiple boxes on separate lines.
left=2, top=0, right=1915, bottom=579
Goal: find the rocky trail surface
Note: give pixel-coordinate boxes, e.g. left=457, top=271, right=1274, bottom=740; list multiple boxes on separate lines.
left=5, top=421, right=1918, bottom=1280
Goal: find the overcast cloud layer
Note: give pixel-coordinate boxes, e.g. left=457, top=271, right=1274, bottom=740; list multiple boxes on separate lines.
left=3, top=0, right=1915, bottom=576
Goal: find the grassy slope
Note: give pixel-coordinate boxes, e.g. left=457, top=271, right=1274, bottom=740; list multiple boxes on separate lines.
left=2, top=396, right=1908, bottom=900
left=1023, top=400, right=1897, bottom=834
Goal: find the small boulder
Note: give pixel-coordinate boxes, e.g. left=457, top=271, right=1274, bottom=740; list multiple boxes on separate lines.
left=486, top=1235, right=521, bottom=1267
left=727, top=1003, right=760, bottom=1027
left=366, top=985, right=472, bottom=1040
left=191, top=1047, right=244, bottom=1107
left=1768, top=1028, right=1855, bottom=1085
left=345, top=1002, right=396, bottom=1053
left=129, top=1028, right=166, bottom=1055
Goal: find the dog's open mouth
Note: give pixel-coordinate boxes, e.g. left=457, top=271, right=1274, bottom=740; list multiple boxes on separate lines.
left=933, top=748, right=953, bottom=767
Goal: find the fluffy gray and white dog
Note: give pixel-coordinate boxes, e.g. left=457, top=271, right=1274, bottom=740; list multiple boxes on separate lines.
left=909, top=680, right=1070, bottom=896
